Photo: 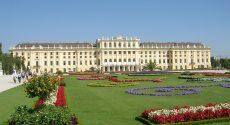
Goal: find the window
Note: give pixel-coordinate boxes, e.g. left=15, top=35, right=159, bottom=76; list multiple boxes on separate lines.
left=50, top=68, right=53, bottom=73
left=50, top=52, right=53, bottom=55
left=50, top=61, right=53, bottom=66
left=104, top=59, right=107, bottom=62
left=85, top=60, right=87, bottom=65
left=109, top=51, right=112, bottom=54
left=68, top=61, right=71, bottom=65
left=80, top=61, right=82, bottom=65
left=133, top=58, right=136, bottom=62
left=44, top=61, right=47, bottom=66
left=123, top=43, right=126, bottom=47
left=124, top=59, right=126, bottom=62
left=80, top=52, right=82, bottom=55
left=104, top=51, right=107, bottom=54
left=73, top=61, right=76, bottom=65
left=104, top=43, right=107, bottom=47
left=68, top=52, right=71, bottom=55
left=73, top=52, right=75, bottom=55
left=119, top=51, right=121, bottom=54
left=64, top=52, right=66, bottom=55
left=128, top=59, right=131, bottom=62
left=56, top=52, right=58, bottom=55
left=123, top=51, right=126, bottom=54
left=27, top=61, right=30, bottom=66
left=109, top=59, right=112, bottom=62
left=175, top=59, right=177, bottom=63
left=119, top=59, right=122, bottom=62
left=128, top=43, right=131, bottom=47
left=109, top=43, right=112, bottom=47
left=133, top=51, right=135, bottom=54
left=90, top=60, right=92, bottom=65
left=133, top=43, right=135, bottom=47
left=56, top=61, right=59, bottom=65
left=63, top=61, right=66, bottom=65
left=114, top=59, right=117, bottom=62
left=114, top=51, right=117, bottom=54
left=114, top=43, right=116, bottom=47
left=128, top=51, right=131, bottom=54
left=119, top=43, right=121, bottom=47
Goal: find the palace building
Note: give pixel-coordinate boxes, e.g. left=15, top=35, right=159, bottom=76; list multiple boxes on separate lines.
left=10, top=36, right=211, bottom=73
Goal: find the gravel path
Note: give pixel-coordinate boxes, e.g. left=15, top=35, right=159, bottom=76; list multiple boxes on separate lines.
left=0, top=75, right=25, bottom=93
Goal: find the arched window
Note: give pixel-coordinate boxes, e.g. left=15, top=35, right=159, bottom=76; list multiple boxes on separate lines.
left=109, top=59, right=112, bottom=62
left=104, top=43, right=107, bottom=47
left=119, top=42, right=121, bottom=47
left=104, top=59, right=107, bottom=62
left=109, top=42, right=112, bottom=47
left=123, top=43, right=126, bottom=47
left=114, top=42, right=116, bottom=47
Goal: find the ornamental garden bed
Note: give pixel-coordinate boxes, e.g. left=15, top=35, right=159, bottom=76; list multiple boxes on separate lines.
left=138, top=103, right=230, bottom=124
left=8, top=73, right=78, bottom=125
left=87, top=81, right=139, bottom=87
left=126, top=83, right=230, bottom=96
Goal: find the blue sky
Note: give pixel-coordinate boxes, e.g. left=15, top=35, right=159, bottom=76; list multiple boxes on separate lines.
left=0, top=0, right=229, bottom=57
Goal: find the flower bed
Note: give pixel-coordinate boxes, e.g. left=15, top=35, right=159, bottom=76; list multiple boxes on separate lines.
left=10, top=73, right=78, bottom=125
left=55, top=86, right=67, bottom=107
left=108, top=76, right=161, bottom=82
left=127, top=86, right=202, bottom=96
left=140, top=103, right=230, bottom=124
left=127, top=84, right=229, bottom=96
left=34, top=86, right=66, bottom=108
left=192, top=72, right=230, bottom=77
left=87, top=82, right=139, bottom=87
left=77, top=75, right=105, bottom=80
left=221, top=84, right=230, bottom=88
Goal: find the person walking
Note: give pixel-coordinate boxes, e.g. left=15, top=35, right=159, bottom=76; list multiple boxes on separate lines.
left=17, top=72, right=22, bottom=83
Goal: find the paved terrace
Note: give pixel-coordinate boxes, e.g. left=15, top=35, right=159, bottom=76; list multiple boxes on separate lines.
left=0, top=75, right=24, bottom=93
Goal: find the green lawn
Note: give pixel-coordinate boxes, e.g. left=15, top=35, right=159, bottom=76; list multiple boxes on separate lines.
left=65, top=74, right=230, bottom=125
left=0, top=74, right=230, bottom=125
left=0, top=85, right=36, bottom=124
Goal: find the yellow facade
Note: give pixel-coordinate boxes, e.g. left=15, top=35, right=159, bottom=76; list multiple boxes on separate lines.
left=10, top=36, right=211, bottom=73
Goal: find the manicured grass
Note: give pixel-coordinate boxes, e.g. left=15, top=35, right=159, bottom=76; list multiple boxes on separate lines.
left=65, top=74, right=230, bottom=125
left=0, top=74, right=229, bottom=125
left=0, top=85, right=36, bottom=124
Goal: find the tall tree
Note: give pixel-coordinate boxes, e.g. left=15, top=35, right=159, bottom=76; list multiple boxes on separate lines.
left=145, top=61, right=158, bottom=71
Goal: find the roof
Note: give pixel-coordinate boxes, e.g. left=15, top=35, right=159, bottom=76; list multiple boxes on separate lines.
left=140, top=42, right=205, bottom=48
left=15, top=43, right=93, bottom=48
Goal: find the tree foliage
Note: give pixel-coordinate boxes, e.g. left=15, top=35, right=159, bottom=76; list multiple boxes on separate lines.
left=145, top=61, right=158, bottom=71
left=211, top=57, right=230, bottom=69
left=1, top=53, right=26, bottom=74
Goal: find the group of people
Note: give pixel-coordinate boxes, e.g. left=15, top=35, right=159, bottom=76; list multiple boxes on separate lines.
left=12, top=70, right=31, bottom=83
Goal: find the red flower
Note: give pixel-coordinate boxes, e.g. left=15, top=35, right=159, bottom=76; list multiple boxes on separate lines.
left=55, top=86, right=66, bottom=107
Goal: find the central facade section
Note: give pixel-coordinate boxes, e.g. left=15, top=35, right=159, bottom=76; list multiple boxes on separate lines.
left=97, top=36, right=140, bottom=72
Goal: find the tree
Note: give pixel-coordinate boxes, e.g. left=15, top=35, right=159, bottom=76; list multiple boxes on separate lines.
left=211, top=57, right=220, bottom=68
left=89, top=66, right=96, bottom=72
left=2, top=53, right=26, bottom=74
left=145, top=61, right=158, bottom=71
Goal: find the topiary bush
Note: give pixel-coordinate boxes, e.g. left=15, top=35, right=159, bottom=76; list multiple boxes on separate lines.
left=8, top=105, right=78, bottom=125
left=24, top=73, right=59, bottom=98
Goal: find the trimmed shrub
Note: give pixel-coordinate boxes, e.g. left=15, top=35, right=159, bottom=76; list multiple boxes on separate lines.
left=8, top=105, right=78, bottom=125
left=24, top=73, right=59, bottom=98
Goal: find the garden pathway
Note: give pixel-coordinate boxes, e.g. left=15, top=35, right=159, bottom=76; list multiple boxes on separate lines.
left=0, top=75, right=24, bottom=93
